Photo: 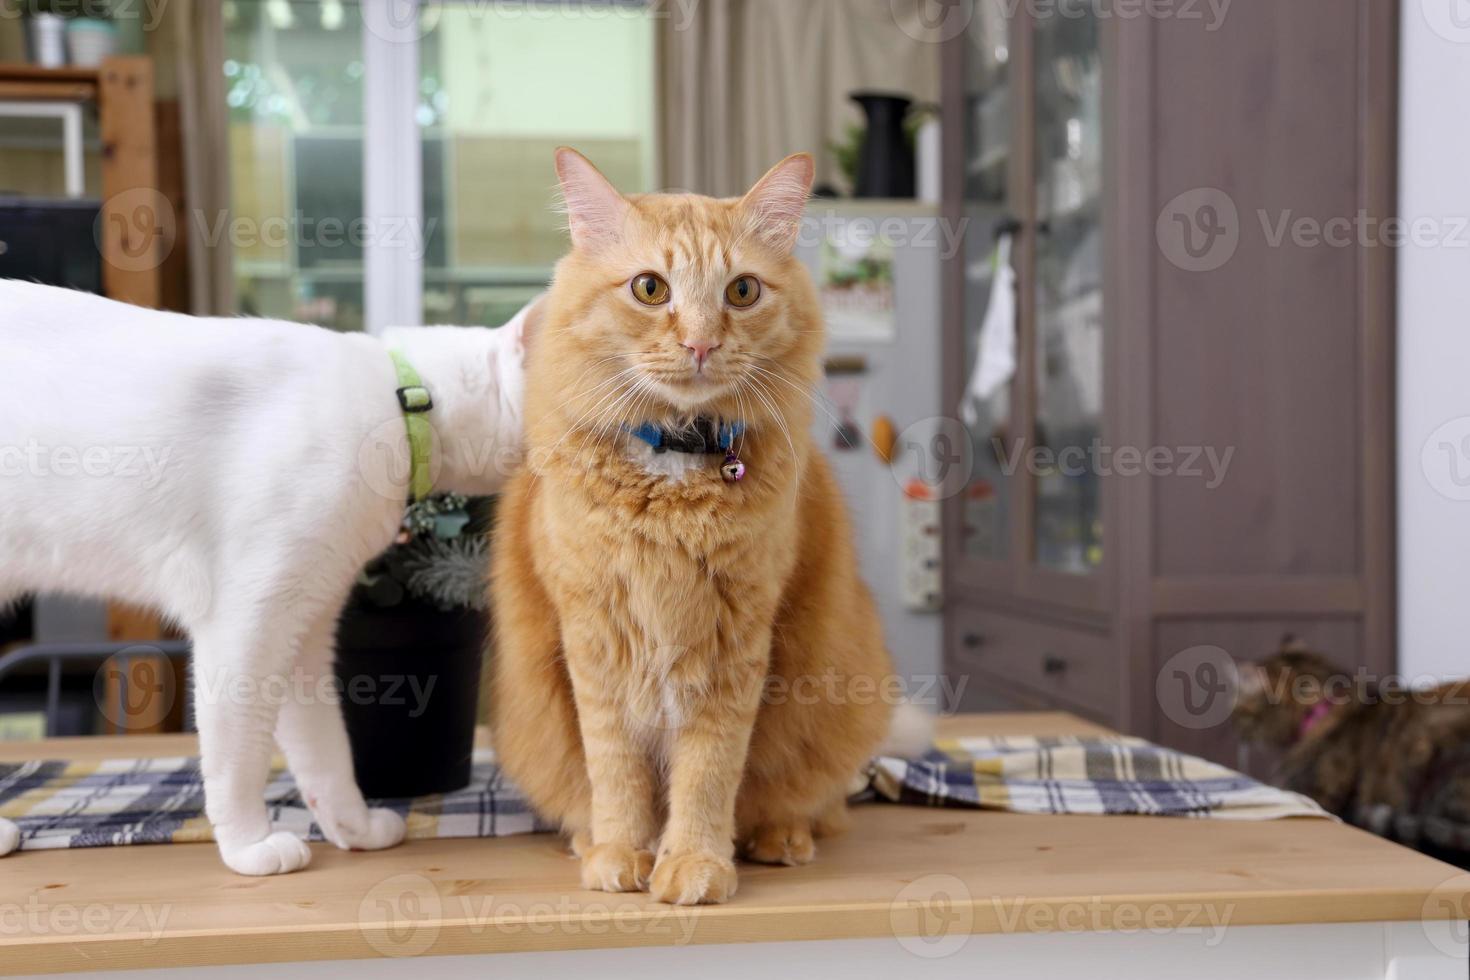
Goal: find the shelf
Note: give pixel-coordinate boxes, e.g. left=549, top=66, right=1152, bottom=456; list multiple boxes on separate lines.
left=0, top=63, right=103, bottom=82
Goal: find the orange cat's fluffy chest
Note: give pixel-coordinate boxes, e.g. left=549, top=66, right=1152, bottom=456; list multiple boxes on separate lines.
left=531, top=446, right=796, bottom=663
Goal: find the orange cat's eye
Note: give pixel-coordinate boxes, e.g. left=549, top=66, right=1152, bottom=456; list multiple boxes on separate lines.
left=631, top=273, right=670, bottom=306
left=726, top=275, right=761, bottom=308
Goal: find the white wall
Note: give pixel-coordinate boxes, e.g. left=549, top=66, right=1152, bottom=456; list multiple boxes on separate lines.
left=1397, top=4, right=1470, bottom=681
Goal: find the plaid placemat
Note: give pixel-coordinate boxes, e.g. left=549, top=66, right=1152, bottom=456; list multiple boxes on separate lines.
left=0, top=749, right=547, bottom=852
left=0, top=734, right=1326, bottom=852
left=867, top=735, right=1330, bottom=821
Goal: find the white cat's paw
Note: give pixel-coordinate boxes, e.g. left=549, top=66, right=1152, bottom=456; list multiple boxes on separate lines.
left=321, top=806, right=406, bottom=852
left=0, top=817, right=19, bottom=856
left=219, top=831, right=313, bottom=876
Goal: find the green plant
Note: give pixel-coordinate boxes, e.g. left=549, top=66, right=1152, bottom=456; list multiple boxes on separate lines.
left=827, top=122, right=866, bottom=191
left=354, top=494, right=493, bottom=612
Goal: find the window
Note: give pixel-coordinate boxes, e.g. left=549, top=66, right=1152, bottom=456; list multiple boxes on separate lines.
left=223, top=0, right=658, bottom=332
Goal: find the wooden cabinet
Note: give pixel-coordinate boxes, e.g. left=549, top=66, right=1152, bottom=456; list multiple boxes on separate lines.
left=939, top=0, right=1397, bottom=764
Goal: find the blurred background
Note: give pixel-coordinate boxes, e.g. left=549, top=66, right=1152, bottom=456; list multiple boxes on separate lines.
left=0, top=0, right=1462, bottom=784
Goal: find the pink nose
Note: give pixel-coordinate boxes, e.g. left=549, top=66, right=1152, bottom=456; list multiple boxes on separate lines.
left=682, top=340, right=720, bottom=370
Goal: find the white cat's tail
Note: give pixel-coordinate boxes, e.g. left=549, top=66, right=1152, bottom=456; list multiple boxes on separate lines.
left=879, top=700, right=937, bottom=759
left=0, top=817, right=19, bottom=857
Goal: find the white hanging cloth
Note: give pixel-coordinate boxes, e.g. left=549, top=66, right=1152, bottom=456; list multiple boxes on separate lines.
left=960, top=232, right=1017, bottom=427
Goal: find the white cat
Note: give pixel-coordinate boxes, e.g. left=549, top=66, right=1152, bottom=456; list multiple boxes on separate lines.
left=0, top=280, right=538, bottom=875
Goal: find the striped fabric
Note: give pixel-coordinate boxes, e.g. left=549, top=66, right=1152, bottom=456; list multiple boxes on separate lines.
left=0, top=735, right=1325, bottom=852
left=868, top=735, right=1330, bottom=820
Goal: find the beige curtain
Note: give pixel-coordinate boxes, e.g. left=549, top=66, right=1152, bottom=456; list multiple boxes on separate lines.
left=162, top=0, right=235, bottom=314
left=658, top=0, right=943, bottom=197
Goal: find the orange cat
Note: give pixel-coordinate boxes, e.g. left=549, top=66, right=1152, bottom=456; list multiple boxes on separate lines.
left=489, top=149, right=895, bottom=905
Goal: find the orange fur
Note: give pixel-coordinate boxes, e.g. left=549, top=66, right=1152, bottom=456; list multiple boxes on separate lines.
left=489, top=150, right=893, bottom=905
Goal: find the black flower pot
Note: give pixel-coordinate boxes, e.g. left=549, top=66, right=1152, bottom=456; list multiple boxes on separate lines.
left=852, top=91, right=916, bottom=199
left=334, top=598, right=486, bottom=799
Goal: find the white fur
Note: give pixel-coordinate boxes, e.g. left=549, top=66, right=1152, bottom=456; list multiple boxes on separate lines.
left=880, top=701, right=938, bottom=759
left=0, top=280, right=539, bottom=874
left=625, top=438, right=711, bottom=481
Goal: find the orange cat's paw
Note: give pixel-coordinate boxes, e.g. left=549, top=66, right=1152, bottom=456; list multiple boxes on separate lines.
left=650, top=851, right=738, bottom=905
left=580, top=843, right=654, bottom=893
left=740, top=820, right=816, bottom=866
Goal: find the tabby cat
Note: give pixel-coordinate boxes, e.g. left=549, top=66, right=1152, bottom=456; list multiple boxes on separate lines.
left=488, top=149, right=898, bottom=905
left=1234, top=636, right=1470, bottom=865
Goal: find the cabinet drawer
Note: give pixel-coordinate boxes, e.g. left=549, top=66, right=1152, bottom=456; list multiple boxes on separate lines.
left=949, top=605, right=1117, bottom=721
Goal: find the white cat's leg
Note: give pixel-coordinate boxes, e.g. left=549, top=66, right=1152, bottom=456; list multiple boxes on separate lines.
left=192, top=618, right=313, bottom=877
left=274, top=606, right=405, bottom=853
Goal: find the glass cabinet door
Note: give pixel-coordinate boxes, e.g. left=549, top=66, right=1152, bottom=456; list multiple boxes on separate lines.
left=957, top=0, right=1015, bottom=565
left=1029, top=10, right=1104, bottom=574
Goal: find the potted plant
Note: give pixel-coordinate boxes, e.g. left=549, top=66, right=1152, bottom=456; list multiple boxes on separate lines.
left=333, top=493, right=492, bottom=799
left=65, top=1, right=119, bottom=68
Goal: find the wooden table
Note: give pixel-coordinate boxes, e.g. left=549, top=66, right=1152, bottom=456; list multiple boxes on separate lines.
left=1, top=713, right=1466, bottom=978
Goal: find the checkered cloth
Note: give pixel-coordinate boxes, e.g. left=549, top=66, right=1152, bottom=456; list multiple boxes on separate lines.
left=868, top=735, right=1329, bottom=820
left=0, top=734, right=1326, bottom=852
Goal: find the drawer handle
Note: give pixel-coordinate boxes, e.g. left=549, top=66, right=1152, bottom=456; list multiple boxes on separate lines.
left=1042, top=655, right=1067, bottom=676
left=963, top=633, right=985, bottom=650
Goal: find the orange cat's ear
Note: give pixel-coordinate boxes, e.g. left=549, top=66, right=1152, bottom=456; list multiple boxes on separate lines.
left=739, top=153, right=815, bottom=253
left=554, top=147, right=629, bottom=251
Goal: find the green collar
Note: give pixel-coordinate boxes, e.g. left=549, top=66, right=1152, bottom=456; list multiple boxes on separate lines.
left=389, top=349, right=434, bottom=502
